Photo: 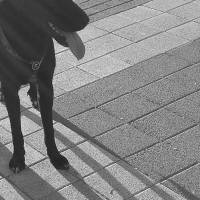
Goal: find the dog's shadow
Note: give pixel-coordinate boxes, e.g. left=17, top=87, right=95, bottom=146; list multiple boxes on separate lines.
left=0, top=107, right=193, bottom=200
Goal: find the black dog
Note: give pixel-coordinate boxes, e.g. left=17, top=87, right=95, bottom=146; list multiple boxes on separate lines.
left=0, top=0, right=89, bottom=173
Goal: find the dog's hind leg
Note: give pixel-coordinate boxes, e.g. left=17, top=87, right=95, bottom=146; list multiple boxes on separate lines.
left=2, top=81, right=25, bottom=173
left=38, top=79, right=69, bottom=170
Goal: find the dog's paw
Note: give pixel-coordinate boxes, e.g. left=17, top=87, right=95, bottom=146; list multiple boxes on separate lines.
left=49, top=154, right=69, bottom=170
left=9, top=155, right=26, bottom=174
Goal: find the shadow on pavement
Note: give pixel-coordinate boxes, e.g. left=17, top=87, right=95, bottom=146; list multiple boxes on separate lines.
left=0, top=106, right=182, bottom=200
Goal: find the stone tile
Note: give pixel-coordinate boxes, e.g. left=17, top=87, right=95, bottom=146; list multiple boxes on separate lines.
left=53, top=86, right=66, bottom=98
left=53, top=39, right=67, bottom=54
left=125, top=126, right=200, bottom=182
left=162, top=163, right=200, bottom=199
left=144, top=0, right=193, bottom=12
left=132, top=183, right=188, bottom=200
left=91, top=11, right=134, bottom=32
left=53, top=53, right=190, bottom=119
left=78, top=55, right=131, bottom=78
left=168, top=1, right=200, bottom=20
left=57, top=34, right=132, bottom=67
left=8, top=159, right=78, bottom=199
left=25, top=122, right=85, bottom=155
left=132, top=108, right=195, bottom=142
left=0, top=126, right=12, bottom=145
left=69, top=108, right=123, bottom=137
left=61, top=141, right=118, bottom=178
left=0, top=145, right=15, bottom=177
left=99, top=92, right=159, bottom=122
left=167, top=21, right=200, bottom=40
left=41, top=180, right=101, bottom=200
left=96, top=124, right=157, bottom=158
left=80, top=160, right=154, bottom=200
left=55, top=56, right=74, bottom=75
left=135, top=63, right=200, bottom=106
left=137, top=32, right=189, bottom=55
left=113, top=22, right=161, bottom=42
left=0, top=102, right=8, bottom=119
left=166, top=91, right=200, bottom=123
left=0, top=179, right=31, bottom=200
left=119, top=6, right=162, bottom=22
left=140, top=13, right=188, bottom=31
left=0, top=115, right=42, bottom=136
left=53, top=67, right=98, bottom=92
left=109, top=43, right=159, bottom=65
left=54, top=123, right=85, bottom=144
left=6, top=142, right=44, bottom=166
left=78, top=24, right=108, bottom=42
left=19, top=86, right=32, bottom=108
left=167, top=38, right=200, bottom=64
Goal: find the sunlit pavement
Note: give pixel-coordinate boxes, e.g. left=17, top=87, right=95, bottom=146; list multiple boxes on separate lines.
left=1, top=0, right=200, bottom=199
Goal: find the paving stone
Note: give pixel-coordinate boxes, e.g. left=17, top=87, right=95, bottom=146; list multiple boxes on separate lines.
left=167, top=38, right=200, bottom=64
left=113, top=22, right=161, bottom=42
left=61, top=141, right=118, bottom=178
left=99, top=92, right=159, bottom=122
left=144, top=0, right=193, bottom=12
left=8, top=159, right=78, bottom=200
left=0, top=127, right=12, bottom=145
left=78, top=55, right=131, bottom=78
left=25, top=123, right=84, bottom=155
left=0, top=146, right=15, bottom=177
left=6, top=142, right=44, bottom=166
left=53, top=67, right=98, bottom=92
left=167, top=21, right=200, bottom=41
left=109, top=43, right=159, bottom=65
left=69, top=108, right=123, bottom=137
left=125, top=126, right=200, bottom=182
left=55, top=56, right=74, bottom=75
left=96, top=124, right=157, bottom=158
left=88, top=0, right=153, bottom=22
left=166, top=91, right=200, bottom=123
left=131, top=183, right=188, bottom=200
left=57, top=34, right=132, bottom=67
left=78, top=24, right=108, bottom=42
left=119, top=6, right=162, bottom=22
left=54, top=39, right=67, bottom=54
left=0, top=179, right=31, bottom=200
left=168, top=1, right=200, bottom=20
left=0, top=102, right=8, bottom=119
left=80, top=160, right=154, bottom=200
left=162, top=163, right=200, bottom=199
left=0, top=115, right=42, bottom=136
left=40, top=180, right=102, bottom=200
left=53, top=86, right=66, bottom=98
left=132, top=108, right=195, bottom=142
left=140, top=13, right=188, bottom=32
left=53, top=53, right=189, bottom=118
left=135, top=63, right=200, bottom=106
left=91, top=13, right=135, bottom=32
left=137, top=32, right=189, bottom=55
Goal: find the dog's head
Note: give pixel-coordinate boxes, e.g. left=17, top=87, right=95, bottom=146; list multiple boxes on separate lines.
left=5, top=0, right=89, bottom=37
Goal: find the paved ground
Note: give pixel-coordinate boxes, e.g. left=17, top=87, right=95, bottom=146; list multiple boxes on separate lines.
left=1, top=0, right=200, bottom=199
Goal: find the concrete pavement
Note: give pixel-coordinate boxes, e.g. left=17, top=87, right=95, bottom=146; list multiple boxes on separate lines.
left=1, top=0, right=200, bottom=199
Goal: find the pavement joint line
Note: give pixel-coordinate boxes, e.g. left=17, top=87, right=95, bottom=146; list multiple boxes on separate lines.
left=125, top=123, right=200, bottom=159
left=127, top=162, right=200, bottom=200
left=86, top=0, right=153, bottom=17
left=81, top=0, right=110, bottom=10
left=144, top=0, right=196, bottom=13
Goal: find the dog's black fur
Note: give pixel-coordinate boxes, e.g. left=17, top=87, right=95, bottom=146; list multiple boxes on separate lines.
left=0, top=0, right=89, bottom=173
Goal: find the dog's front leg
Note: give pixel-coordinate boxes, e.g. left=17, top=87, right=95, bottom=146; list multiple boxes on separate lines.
left=2, top=82, right=25, bottom=173
left=38, top=80, right=69, bottom=170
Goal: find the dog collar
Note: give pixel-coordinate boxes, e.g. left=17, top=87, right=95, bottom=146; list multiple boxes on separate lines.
left=0, top=26, right=46, bottom=72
